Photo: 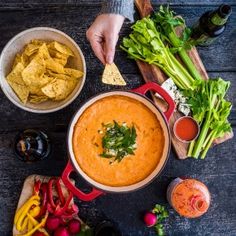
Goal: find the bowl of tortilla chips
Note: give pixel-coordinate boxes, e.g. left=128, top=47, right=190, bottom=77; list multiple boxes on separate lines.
left=0, top=27, right=86, bottom=113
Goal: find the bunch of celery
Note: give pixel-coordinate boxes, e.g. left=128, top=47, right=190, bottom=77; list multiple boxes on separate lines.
left=121, top=17, right=195, bottom=90
left=153, top=6, right=202, bottom=81
left=185, top=78, right=232, bottom=159
left=121, top=10, right=232, bottom=159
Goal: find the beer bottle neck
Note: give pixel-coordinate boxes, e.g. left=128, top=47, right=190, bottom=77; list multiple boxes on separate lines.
left=210, top=4, right=232, bottom=26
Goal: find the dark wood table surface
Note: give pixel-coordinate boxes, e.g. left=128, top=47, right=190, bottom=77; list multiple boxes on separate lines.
left=0, top=1, right=235, bottom=235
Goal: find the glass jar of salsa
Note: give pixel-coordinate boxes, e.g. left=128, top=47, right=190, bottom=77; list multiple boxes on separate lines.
left=167, top=177, right=210, bottom=218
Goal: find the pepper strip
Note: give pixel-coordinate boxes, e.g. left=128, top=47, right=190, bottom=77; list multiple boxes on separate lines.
left=14, top=195, right=40, bottom=224
left=27, top=213, right=49, bottom=236
left=21, top=217, right=28, bottom=232
left=34, top=180, right=41, bottom=195
left=27, top=219, right=33, bottom=232
left=29, top=206, right=41, bottom=217
left=54, top=191, right=73, bottom=216
left=56, top=178, right=65, bottom=206
left=61, top=204, right=79, bottom=221
left=26, top=213, right=38, bottom=226
left=15, top=199, right=40, bottom=231
left=48, top=178, right=57, bottom=209
left=17, top=212, right=48, bottom=236
left=37, top=183, right=48, bottom=218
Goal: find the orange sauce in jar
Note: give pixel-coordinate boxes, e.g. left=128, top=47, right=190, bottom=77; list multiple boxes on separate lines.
left=167, top=178, right=210, bottom=218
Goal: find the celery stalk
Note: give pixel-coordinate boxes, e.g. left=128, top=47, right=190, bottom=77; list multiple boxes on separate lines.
left=154, top=6, right=202, bottom=81
left=168, top=31, right=202, bottom=81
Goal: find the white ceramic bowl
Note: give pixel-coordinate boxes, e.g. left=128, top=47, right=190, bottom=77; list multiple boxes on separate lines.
left=0, top=27, right=86, bottom=113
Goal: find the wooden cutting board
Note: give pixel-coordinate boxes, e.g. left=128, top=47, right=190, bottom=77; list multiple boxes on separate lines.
left=13, top=175, right=86, bottom=236
left=134, top=0, right=234, bottom=159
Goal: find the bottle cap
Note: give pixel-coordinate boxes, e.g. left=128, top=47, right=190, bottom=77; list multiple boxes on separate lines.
left=218, top=4, right=232, bottom=18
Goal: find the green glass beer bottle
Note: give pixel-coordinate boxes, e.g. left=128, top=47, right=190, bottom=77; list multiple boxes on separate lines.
left=191, top=4, right=232, bottom=46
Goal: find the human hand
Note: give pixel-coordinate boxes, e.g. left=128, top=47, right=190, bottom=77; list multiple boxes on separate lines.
left=86, top=14, right=125, bottom=64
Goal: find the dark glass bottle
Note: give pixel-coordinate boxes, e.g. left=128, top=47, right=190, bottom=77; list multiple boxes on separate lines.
left=14, top=129, right=51, bottom=162
left=191, top=4, right=232, bottom=46
left=94, top=221, right=121, bottom=236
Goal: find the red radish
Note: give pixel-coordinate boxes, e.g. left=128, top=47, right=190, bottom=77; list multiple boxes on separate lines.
left=32, top=232, right=46, bottom=236
left=54, top=226, right=69, bottom=236
left=46, top=215, right=61, bottom=231
left=143, top=212, right=157, bottom=227
left=68, top=219, right=81, bottom=234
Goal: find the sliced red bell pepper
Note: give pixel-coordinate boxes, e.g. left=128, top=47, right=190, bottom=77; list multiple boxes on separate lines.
left=54, top=192, right=73, bottom=216
left=66, top=204, right=79, bottom=215
left=34, top=180, right=41, bottom=195
left=56, top=178, right=65, bottom=206
left=36, top=182, right=48, bottom=219
left=47, top=202, right=55, bottom=214
left=48, top=177, right=57, bottom=209
left=61, top=204, right=79, bottom=221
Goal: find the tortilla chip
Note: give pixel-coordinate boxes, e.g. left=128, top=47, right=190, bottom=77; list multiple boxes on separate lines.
left=48, top=48, right=69, bottom=66
left=12, top=54, right=29, bottom=68
left=48, top=41, right=74, bottom=56
left=102, top=63, right=126, bottom=86
left=28, top=85, right=45, bottom=96
left=53, top=57, right=68, bottom=66
left=22, top=54, right=46, bottom=86
left=27, top=74, right=53, bottom=97
left=41, top=78, right=77, bottom=100
left=6, top=62, right=29, bottom=103
left=29, top=95, right=48, bottom=103
left=45, top=57, right=64, bottom=74
left=37, top=43, right=51, bottom=60
left=7, top=81, right=29, bottom=104
left=24, top=41, right=43, bottom=57
left=46, top=70, right=71, bottom=80
left=64, top=68, right=83, bottom=79
left=7, top=62, right=25, bottom=84
left=48, top=49, right=68, bottom=59
left=31, top=39, right=45, bottom=45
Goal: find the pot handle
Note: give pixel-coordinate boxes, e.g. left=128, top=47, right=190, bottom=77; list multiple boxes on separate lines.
left=62, top=161, right=104, bottom=201
left=132, top=82, right=175, bottom=121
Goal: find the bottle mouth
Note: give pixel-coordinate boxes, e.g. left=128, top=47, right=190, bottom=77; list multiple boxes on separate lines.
left=219, top=4, right=232, bottom=17
left=190, top=195, right=208, bottom=212
left=18, top=140, right=29, bottom=152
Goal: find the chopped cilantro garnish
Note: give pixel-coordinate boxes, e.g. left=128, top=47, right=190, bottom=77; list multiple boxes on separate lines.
left=99, top=121, right=137, bottom=163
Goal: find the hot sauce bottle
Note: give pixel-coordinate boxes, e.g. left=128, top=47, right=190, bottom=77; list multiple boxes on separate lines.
left=191, top=4, right=232, bottom=46
left=14, top=129, right=51, bottom=162
left=167, top=177, right=210, bottom=218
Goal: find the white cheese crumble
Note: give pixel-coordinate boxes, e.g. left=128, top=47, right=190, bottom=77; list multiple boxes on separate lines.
left=155, top=78, right=190, bottom=116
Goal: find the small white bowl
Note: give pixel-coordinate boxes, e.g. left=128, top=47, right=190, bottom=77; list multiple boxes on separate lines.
left=0, top=27, right=86, bottom=113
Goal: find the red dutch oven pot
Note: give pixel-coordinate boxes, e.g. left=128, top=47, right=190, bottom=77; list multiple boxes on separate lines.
left=62, top=82, right=175, bottom=201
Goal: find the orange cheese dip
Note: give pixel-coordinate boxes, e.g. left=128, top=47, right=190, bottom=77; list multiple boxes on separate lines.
left=72, top=95, right=165, bottom=187
left=168, top=178, right=210, bottom=218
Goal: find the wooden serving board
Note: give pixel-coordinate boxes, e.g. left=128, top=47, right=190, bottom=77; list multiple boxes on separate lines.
left=13, top=175, right=82, bottom=236
left=134, top=0, right=234, bottom=159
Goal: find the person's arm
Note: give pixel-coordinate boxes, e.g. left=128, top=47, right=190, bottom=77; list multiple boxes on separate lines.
left=86, top=0, right=134, bottom=65
left=100, top=0, right=134, bottom=22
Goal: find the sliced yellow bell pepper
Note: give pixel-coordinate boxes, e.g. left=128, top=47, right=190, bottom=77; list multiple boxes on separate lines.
left=26, top=213, right=38, bottom=226
left=14, top=195, right=40, bottom=224
left=15, top=199, right=40, bottom=231
left=17, top=212, right=48, bottom=236
left=20, top=216, right=28, bottom=232
left=27, top=213, right=49, bottom=236
left=29, top=205, right=41, bottom=218
left=27, top=219, right=34, bottom=232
